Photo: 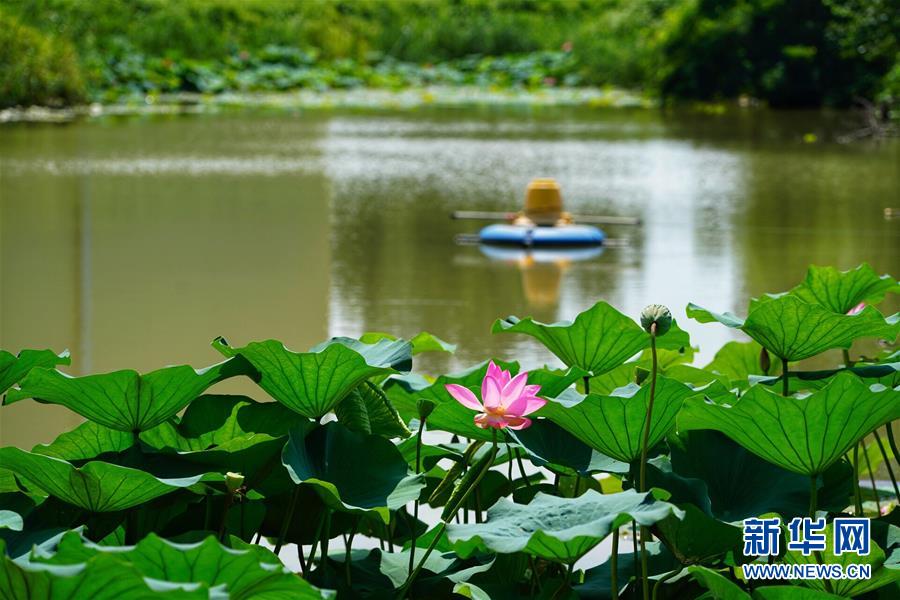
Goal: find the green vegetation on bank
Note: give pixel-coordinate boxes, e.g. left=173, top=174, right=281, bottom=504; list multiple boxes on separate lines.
left=0, top=0, right=898, bottom=110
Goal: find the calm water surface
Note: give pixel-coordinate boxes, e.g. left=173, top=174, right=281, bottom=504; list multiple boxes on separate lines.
left=1, top=107, right=898, bottom=448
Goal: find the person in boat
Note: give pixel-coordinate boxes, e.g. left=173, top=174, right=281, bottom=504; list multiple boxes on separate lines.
left=512, top=178, right=574, bottom=227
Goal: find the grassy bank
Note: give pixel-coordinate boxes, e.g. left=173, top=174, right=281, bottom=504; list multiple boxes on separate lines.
left=1, top=0, right=898, bottom=111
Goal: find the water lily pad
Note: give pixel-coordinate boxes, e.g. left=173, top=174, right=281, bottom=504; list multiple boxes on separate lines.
left=0, top=448, right=203, bottom=512
left=539, top=376, right=697, bottom=463
left=678, top=372, right=900, bottom=476
left=0, top=349, right=70, bottom=395
left=5, top=358, right=250, bottom=432
left=213, top=336, right=411, bottom=419
left=447, top=489, right=684, bottom=563
left=492, top=302, right=690, bottom=376
left=688, top=295, right=898, bottom=361
left=282, top=422, right=424, bottom=522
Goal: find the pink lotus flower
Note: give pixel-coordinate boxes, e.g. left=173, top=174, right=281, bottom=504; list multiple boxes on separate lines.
left=847, top=302, right=866, bottom=315
left=445, top=361, right=545, bottom=430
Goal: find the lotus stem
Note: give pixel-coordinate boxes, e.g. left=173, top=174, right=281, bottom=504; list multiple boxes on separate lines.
left=515, top=449, right=533, bottom=490
left=217, top=495, right=236, bottom=542
left=781, top=357, right=789, bottom=397
left=886, top=423, right=899, bottom=470
left=809, top=475, right=818, bottom=518
left=842, top=348, right=853, bottom=368
left=529, top=556, right=543, bottom=593
left=652, top=568, right=680, bottom=600
left=408, top=415, right=428, bottom=574
left=203, top=493, right=213, bottom=532
left=273, top=485, right=301, bottom=556
left=399, top=429, right=498, bottom=598
left=638, top=324, right=658, bottom=600
left=610, top=532, right=620, bottom=600
left=297, top=543, right=307, bottom=576
left=852, top=443, right=864, bottom=515
left=862, top=440, right=882, bottom=514
left=631, top=520, right=640, bottom=583
left=319, top=510, right=332, bottom=577
left=305, top=510, right=327, bottom=572
left=873, top=430, right=900, bottom=500
left=344, top=521, right=357, bottom=587
left=810, top=475, right=835, bottom=594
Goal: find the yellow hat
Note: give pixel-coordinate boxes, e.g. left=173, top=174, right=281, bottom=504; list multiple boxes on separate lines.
left=524, top=178, right=563, bottom=215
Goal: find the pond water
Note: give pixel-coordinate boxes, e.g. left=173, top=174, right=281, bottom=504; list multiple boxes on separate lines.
left=1, top=107, right=898, bottom=448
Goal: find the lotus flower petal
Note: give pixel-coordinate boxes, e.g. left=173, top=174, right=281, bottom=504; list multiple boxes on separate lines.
left=445, top=384, right=483, bottom=411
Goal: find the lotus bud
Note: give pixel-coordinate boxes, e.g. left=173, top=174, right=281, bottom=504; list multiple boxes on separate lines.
left=640, top=304, right=672, bottom=336
left=759, top=347, right=771, bottom=375
left=225, top=472, right=244, bottom=494
left=417, top=398, right=436, bottom=422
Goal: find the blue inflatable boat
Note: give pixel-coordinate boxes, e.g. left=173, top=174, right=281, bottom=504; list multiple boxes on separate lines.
left=479, top=223, right=605, bottom=247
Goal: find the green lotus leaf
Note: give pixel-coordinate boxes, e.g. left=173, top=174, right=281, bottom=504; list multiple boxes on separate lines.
left=5, top=357, right=250, bottom=432
left=784, top=522, right=900, bottom=597
left=492, top=301, right=690, bottom=376
left=213, top=336, right=411, bottom=419
left=784, top=263, right=899, bottom=314
left=688, top=295, right=898, bottom=361
left=0, top=349, right=70, bottom=396
left=0, top=448, right=203, bottom=512
left=0, top=510, right=22, bottom=531
left=654, top=504, right=743, bottom=564
left=334, top=380, right=411, bottom=438
left=704, top=341, right=782, bottom=385
left=539, top=376, right=698, bottom=463
left=359, top=331, right=456, bottom=355
left=29, top=531, right=331, bottom=599
left=447, top=489, right=683, bottom=564
left=688, top=565, right=750, bottom=599
left=282, top=422, right=424, bottom=522
left=576, top=541, right=679, bottom=599
left=33, top=421, right=133, bottom=461
left=669, top=431, right=853, bottom=521
left=691, top=570, right=846, bottom=599
left=140, top=394, right=305, bottom=452
left=751, top=360, right=900, bottom=391
left=1, top=546, right=207, bottom=599
left=509, top=418, right=628, bottom=476
left=678, top=372, right=900, bottom=476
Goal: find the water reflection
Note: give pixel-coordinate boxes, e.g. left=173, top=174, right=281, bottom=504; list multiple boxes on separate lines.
left=1, top=108, right=897, bottom=447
